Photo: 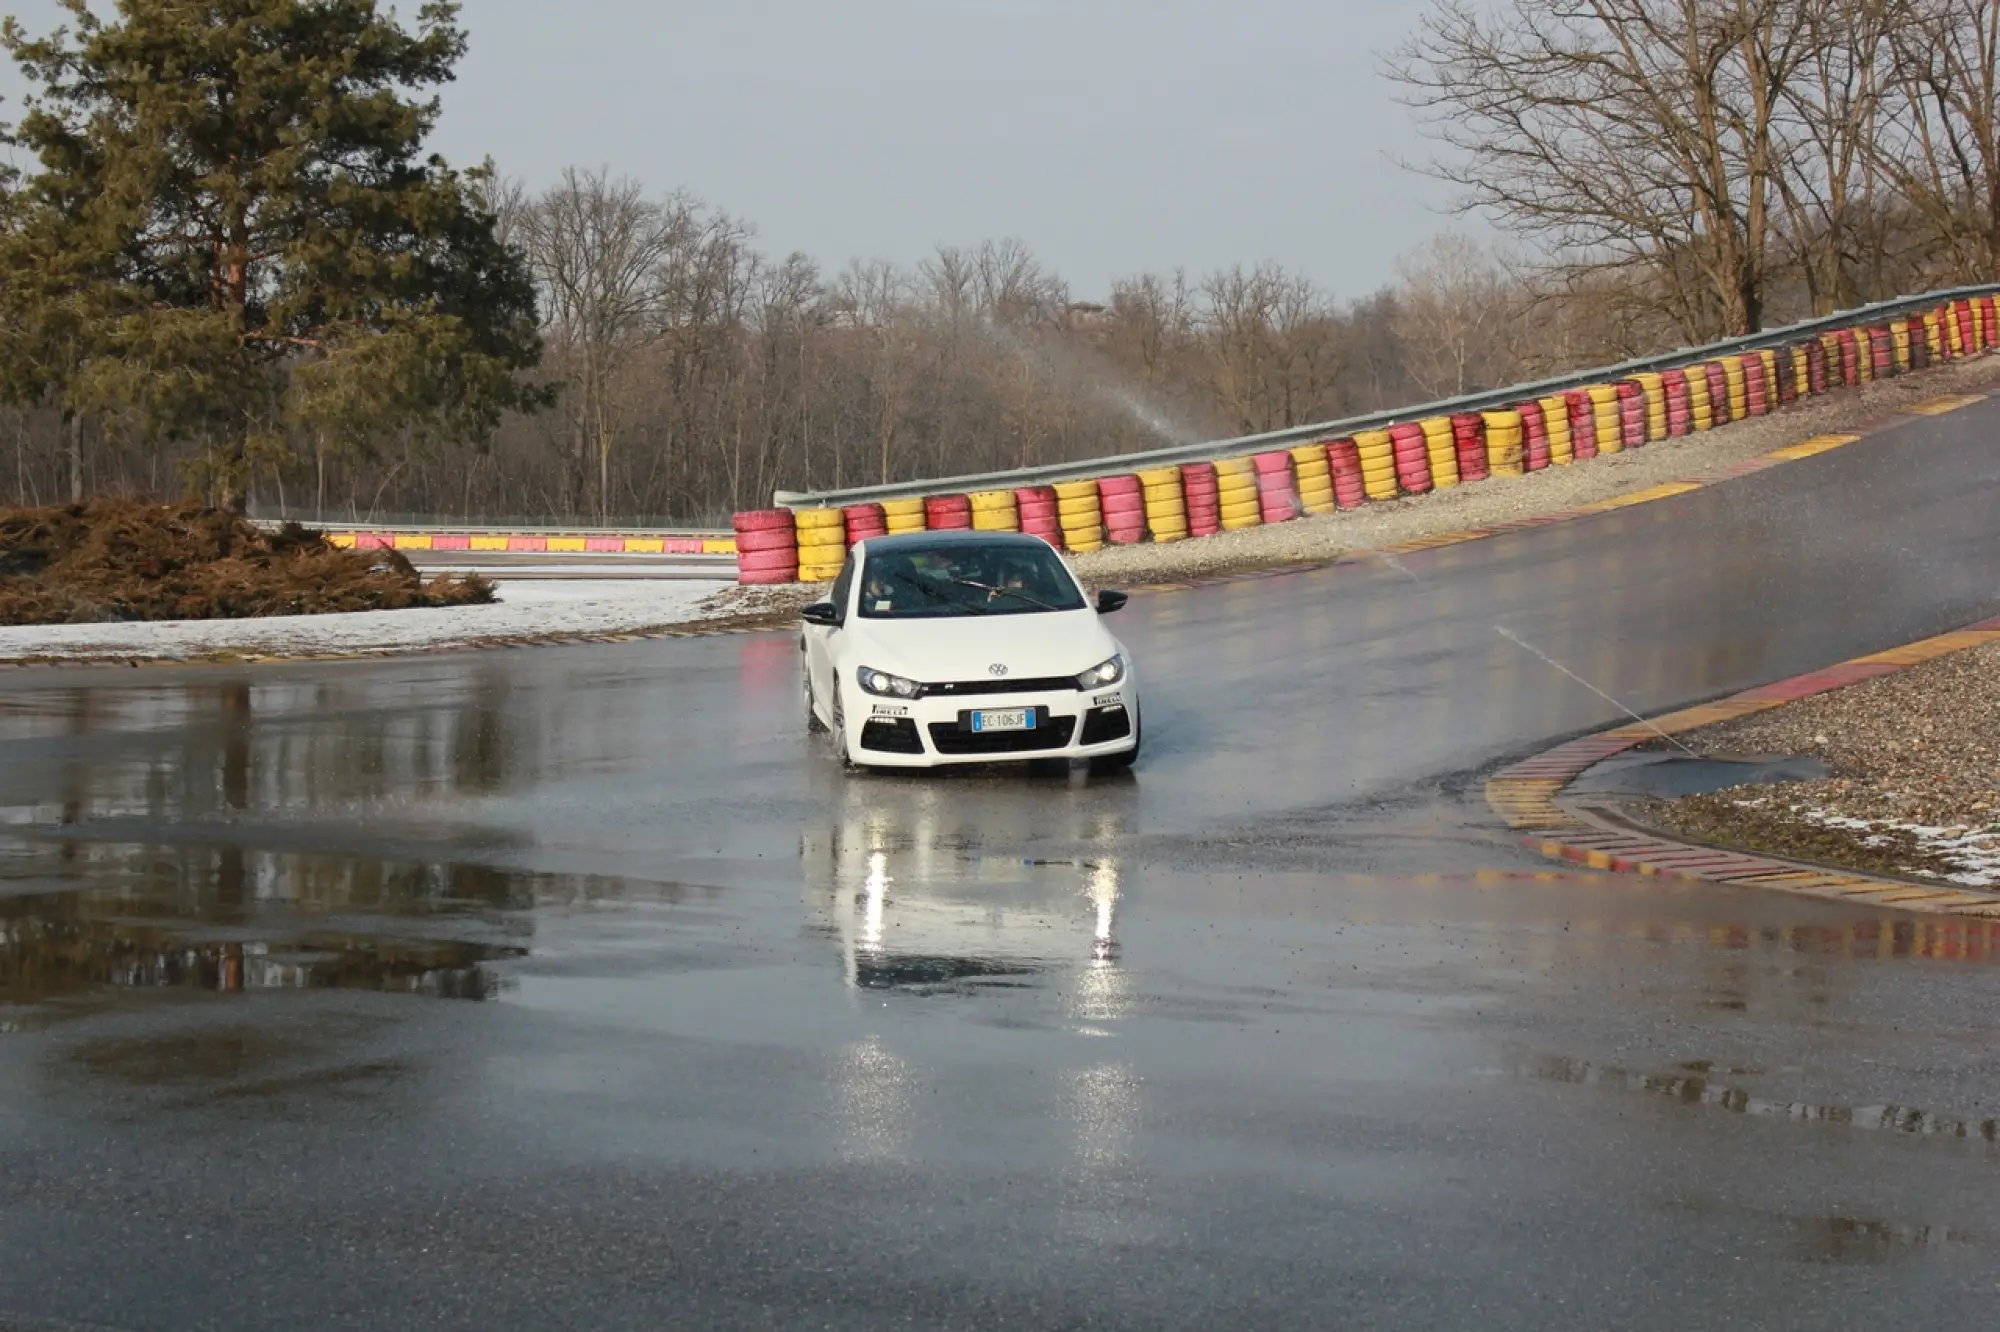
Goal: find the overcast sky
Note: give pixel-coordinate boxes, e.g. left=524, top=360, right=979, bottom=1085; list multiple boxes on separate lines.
left=1, top=0, right=1461, bottom=301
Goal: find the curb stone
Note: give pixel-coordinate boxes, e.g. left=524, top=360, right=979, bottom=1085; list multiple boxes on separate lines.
left=1486, top=613, right=2000, bottom=917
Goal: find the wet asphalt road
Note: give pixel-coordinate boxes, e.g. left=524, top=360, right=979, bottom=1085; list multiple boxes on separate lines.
left=4, top=400, right=2000, bottom=1330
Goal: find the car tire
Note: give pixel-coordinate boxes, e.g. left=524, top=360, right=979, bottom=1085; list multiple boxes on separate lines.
left=1088, top=710, right=1141, bottom=775
left=832, top=687, right=858, bottom=770
left=806, top=673, right=828, bottom=733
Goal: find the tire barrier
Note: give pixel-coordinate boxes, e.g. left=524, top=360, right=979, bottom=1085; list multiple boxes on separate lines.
left=1351, top=430, right=1400, bottom=503
left=1016, top=486, right=1062, bottom=548
left=1419, top=416, right=1461, bottom=488
left=1719, top=357, right=1747, bottom=419
left=1565, top=389, right=1600, bottom=461
left=1538, top=394, right=1574, bottom=464
left=747, top=289, right=1997, bottom=581
left=1778, top=345, right=1803, bottom=404
left=1519, top=400, right=1552, bottom=471
left=1683, top=365, right=1713, bottom=431
left=1615, top=380, right=1646, bottom=449
left=1834, top=330, right=1859, bottom=387
left=1137, top=466, right=1190, bottom=542
left=1586, top=385, right=1622, bottom=454
left=882, top=496, right=927, bottom=535
left=1451, top=412, right=1491, bottom=483
left=1631, top=371, right=1668, bottom=441
left=969, top=488, right=1019, bottom=533
left=1741, top=353, right=1769, bottom=416
left=793, top=506, right=848, bottom=582
left=1482, top=408, right=1527, bottom=477
left=735, top=507, right=800, bottom=585
left=1181, top=461, right=1224, bottom=535
left=1325, top=439, right=1367, bottom=509
left=1098, top=474, right=1149, bottom=545
left=1290, top=444, right=1338, bottom=516
left=1253, top=450, right=1303, bottom=524
left=924, top=492, right=972, bottom=531
left=1806, top=338, right=1830, bottom=394
left=1214, top=455, right=1266, bottom=528
left=1661, top=368, right=1692, bottom=436
left=1055, top=479, right=1106, bottom=553
left=1389, top=423, right=1435, bottom=495
left=844, top=502, right=888, bottom=545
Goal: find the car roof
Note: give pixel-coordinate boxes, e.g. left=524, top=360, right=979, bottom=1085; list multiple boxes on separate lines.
left=856, top=531, right=1059, bottom=555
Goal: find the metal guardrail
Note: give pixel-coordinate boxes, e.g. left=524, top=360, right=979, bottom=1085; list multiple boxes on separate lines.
left=775, top=281, right=2000, bottom=508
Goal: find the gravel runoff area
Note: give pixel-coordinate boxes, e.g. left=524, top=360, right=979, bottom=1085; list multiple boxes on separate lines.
left=1636, top=640, right=2000, bottom=888
left=1069, top=353, right=2000, bottom=586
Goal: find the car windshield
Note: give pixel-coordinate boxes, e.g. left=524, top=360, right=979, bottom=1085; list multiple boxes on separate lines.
left=858, top=543, right=1087, bottom=618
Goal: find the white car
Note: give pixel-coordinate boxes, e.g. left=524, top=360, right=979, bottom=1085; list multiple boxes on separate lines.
left=801, top=531, right=1141, bottom=773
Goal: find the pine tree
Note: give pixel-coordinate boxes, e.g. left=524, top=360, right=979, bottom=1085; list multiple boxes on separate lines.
left=0, top=0, right=542, bottom=508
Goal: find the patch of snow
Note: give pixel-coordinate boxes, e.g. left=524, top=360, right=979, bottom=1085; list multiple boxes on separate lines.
left=0, top=579, right=732, bottom=664
left=1732, top=797, right=2000, bottom=887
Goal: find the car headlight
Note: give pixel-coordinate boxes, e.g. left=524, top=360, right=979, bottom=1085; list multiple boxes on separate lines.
left=857, top=666, right=922, bottom=699
left=1075, top=655, right=1125, bottom=689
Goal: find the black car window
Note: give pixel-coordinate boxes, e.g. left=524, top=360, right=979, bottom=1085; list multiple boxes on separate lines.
left=830, top=553, right=856, bottom=621
left=858, top=543, right=1087, bottom=618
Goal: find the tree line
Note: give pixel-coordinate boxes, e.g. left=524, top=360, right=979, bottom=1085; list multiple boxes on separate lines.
left=4, top=1, right=2000, bottom=527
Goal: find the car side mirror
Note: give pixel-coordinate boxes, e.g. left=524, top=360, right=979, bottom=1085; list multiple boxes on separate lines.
left=1095, top=590, right=1129, bottom=615
left=801, top=601, right=840, bottom=627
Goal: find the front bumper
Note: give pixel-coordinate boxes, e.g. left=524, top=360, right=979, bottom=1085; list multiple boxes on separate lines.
left=844, top=682, right=1139, bottom=768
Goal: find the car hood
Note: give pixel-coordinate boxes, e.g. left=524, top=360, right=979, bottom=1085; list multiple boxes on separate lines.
left=845, top=610, right=1121, bottom=684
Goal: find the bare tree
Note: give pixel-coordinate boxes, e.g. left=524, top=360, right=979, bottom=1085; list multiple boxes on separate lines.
left=1877, top=0, right=2000, bottom=280
left=523, top=168, right=692, bottom=519
left=1388, top=0, right=1819, bottom=338
left=1392, top=233, right=1525, bottom=397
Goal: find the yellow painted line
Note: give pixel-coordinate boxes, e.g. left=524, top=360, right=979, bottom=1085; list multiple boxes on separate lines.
left=393, top=534, right=433, bottom=550
left=1576, top=482, right=1702, bottom=513
left=1907, top=394, right=1985, bottom=416
left=1767, top=433, right=1860, bottom=460
left=469, top=535, right=510, bottom=551
left=546, top=537, right=588, bottom=553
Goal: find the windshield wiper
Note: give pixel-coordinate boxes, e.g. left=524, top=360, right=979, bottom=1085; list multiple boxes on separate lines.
left=949, top=579, right=1060, bottom=612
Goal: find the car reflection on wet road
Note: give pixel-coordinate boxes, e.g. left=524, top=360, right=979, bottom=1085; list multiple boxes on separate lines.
left=3, top=401, right=2000, bottom=1329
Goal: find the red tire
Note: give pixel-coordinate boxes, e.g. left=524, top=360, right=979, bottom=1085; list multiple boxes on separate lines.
left=738, top=566, right=799, bottom=586
left=737, top=552, right=800, bottom=570
left=735, top=527, right=800, bottom=555
left=733, top=509, right=795, bottom=534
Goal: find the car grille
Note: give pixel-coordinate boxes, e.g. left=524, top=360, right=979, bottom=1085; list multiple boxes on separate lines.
left=928, top=715, right=1078, bottom=756
left=921, top=676, right=1079, bottom=699
left=859, top=718, right=924, bottom=754
left=1079, top=705, right=1131, bottom=745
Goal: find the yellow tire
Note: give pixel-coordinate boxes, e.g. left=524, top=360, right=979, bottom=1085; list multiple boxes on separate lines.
left=1142, top=482, right=1184, bottom=504
left=971, top=511, right=1018, bottom=532
left=1054, top=479, right=1100, bottom=500
left=1219, top=497, right=1262, bottom=521
left=1136, top=466, right=1181, bottom=488
left=791, top=506, right=844, bottom=532
left=969, top=489, right=1015, bottom=513
left=1536, top=397, right=1573, bottom=465
left=796, top=528, right=847, bottom=550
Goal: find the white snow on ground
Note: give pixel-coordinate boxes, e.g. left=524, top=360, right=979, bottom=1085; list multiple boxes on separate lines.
left=1725, top=799, right=2000, bottom=887
left=1806, top=809, right=2000, bottom=887
left=0, top=578, right=731, bottom=663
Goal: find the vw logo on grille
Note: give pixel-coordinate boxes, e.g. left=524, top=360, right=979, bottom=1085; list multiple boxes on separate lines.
left=988, top=663, right=1010, bottom=678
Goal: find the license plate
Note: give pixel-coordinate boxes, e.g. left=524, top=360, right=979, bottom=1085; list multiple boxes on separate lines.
left=971, top=708, right=1033, bottom=733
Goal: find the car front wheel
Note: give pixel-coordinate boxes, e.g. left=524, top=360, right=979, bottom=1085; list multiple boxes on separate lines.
left=1088, top=710, right=1141, bottom=776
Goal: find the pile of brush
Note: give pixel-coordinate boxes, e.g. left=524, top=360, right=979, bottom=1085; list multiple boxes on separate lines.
left=0, top=500, right=494, bottom=625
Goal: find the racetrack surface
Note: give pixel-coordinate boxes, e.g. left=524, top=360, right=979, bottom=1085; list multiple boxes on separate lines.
left=2, top=398, right=1999, bottom=1329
